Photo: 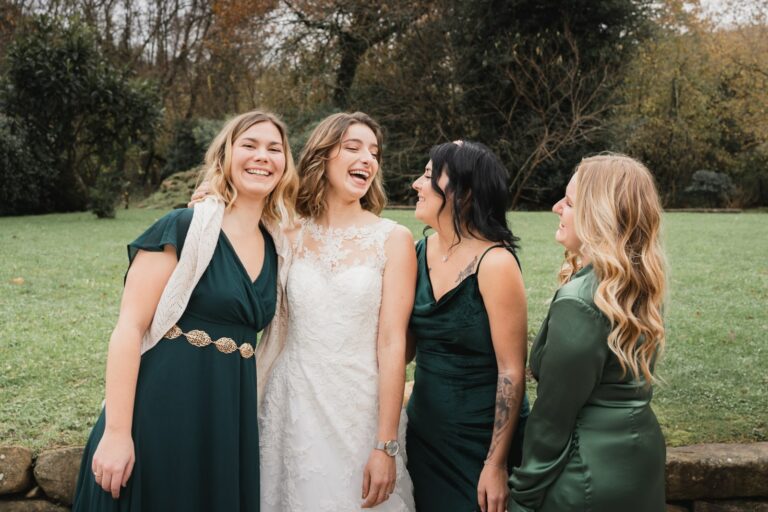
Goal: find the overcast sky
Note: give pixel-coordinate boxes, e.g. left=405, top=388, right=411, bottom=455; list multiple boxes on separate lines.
left=697, top=0, right=766, bottom=27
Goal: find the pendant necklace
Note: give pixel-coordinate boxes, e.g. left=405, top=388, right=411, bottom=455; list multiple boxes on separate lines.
left=441, top=244, right=457, bottom=263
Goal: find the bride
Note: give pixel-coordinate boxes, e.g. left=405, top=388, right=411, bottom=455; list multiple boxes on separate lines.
left=260, top=112, right=416, bottom=510
left=198, top=112, right=416, bottom=510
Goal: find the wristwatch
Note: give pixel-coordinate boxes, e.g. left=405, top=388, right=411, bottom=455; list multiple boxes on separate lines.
left=374, top=439, right=400, bottom=457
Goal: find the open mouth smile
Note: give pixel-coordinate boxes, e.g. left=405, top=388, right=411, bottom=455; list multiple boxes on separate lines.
left=349, top=169, right=370, bottom=185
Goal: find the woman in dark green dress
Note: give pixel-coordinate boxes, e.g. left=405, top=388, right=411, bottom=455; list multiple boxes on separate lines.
left=407, top=141, right=529, bottom=512
left=508, top=154, right=667, bottom=512
left=73, top=110, right=299, bottom=512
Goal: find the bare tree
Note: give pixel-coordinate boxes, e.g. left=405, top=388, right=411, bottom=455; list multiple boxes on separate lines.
left=494, top=27, right=614, bottom=207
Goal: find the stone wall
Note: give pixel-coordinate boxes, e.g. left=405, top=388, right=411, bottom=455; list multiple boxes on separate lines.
left=1, top=443, right=767, bottom=510
left=0, top=447, right=78, bottom=511
left=666, top=443, right=768, bottom=511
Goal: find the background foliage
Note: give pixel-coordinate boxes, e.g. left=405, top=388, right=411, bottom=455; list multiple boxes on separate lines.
left=0, top=0, right=765, bottom=215
left=0, top=15, right=160, bottom=217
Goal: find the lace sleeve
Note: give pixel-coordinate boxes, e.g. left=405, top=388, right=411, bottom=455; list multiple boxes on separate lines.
left=371, top=218, right=398, bottom=273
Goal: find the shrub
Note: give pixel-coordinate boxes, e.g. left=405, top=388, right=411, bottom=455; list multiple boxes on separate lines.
left=0, top=115, right=47, bottom=215
left=0, top=15, right=161, bottom=216
left=685, top=170, right=733, bottom=208
left=163, top=118, right=222, bottom=178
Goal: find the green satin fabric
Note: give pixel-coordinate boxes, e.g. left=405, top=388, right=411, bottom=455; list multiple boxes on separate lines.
left=407, top=238, right=529, bottom=512
left=508, top=265, right=665, bottom=512
left=73, top=209, right=277, bottom=512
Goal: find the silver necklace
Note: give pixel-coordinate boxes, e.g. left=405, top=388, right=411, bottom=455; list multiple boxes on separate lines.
left=440, top=244, right=458, bottom=263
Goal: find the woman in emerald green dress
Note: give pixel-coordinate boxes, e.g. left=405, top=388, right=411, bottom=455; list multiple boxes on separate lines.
left=73, top=110, right=298, bottom=512
left=406, top=141, right=529, bottom=512
left=508, top=154, right=667, bottom=511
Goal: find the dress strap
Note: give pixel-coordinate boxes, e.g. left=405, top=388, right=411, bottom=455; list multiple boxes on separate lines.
left=476, top=244, right=521, bottom=273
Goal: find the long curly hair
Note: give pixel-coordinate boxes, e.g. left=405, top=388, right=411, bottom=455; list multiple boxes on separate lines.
left=295, top=112, right=386, bottom=219
left=559, top=153, right=667, bottom=384
left=201, top=110, right=298, bottom=226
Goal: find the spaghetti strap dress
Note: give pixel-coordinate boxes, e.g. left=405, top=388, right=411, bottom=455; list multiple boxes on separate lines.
left=406, top=238, right=530, bottom=512
left=73, top=208, right=277, bottom=512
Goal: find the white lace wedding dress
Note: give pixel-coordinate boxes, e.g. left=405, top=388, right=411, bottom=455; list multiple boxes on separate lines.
left=259, top=217, right=415, bottom=511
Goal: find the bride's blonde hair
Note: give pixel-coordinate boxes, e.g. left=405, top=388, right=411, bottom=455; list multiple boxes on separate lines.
left=559, top=154, right=667, bottom=384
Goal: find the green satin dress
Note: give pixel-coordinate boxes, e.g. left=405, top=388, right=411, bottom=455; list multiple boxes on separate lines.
left=73, top=208, right=276, bottom=512
left=406, top=238, right=530, bottom=512
left=508, top=264, right=665, bottom=512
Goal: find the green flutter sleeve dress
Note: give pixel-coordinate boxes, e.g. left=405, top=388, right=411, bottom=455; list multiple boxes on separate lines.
left=406, top=238, right=530, bottom=512
left=508, top=264, right=665, bottom=512
left=73, top=208, right=277, bottom=512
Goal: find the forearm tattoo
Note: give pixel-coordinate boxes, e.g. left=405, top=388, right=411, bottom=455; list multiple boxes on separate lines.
left=486, top=374, right=522, bottom=463
left=455, top=255, right=478, bottom=284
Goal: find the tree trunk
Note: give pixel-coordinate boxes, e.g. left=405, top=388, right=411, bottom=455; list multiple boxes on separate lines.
left=333, top=33, right=366, bottom=110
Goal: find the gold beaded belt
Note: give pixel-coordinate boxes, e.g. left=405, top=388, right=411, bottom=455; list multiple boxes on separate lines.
left=164, top=325, right=255, bottom=359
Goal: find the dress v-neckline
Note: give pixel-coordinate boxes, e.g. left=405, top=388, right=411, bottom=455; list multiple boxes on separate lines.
left=423, top=236, right=477, bottom=305
left=220, top=229, right=267, bottom=285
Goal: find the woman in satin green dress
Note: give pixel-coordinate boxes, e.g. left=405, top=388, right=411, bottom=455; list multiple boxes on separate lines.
left=407, top=141, right=529, bottom=512
left=73, top=111, right=298, bottom=511
left=508, top=154, right=667, bottom=512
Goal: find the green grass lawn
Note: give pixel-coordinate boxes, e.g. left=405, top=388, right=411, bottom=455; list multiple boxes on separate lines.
left=1, top=208, right=766, bottom=451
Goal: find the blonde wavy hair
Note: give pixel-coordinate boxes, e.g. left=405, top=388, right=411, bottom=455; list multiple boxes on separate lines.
left=201, top=110, right=298, bottom=226
left=559, top=153, right=667, bottom=384
left=295, top=112, right=387, bottom=218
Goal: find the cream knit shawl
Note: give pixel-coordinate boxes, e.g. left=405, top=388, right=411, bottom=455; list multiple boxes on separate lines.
left=139, top=197, right=224, bottom=355
left=139, top=196, right=291, bottom=404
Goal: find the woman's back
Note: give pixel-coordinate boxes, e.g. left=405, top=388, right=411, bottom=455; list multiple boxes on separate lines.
left=510, top=265, right=665, bottom=512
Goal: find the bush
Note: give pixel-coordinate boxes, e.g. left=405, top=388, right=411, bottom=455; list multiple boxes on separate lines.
left=0, top=115, right=47, bottom=215
left=0, top=15, right=161, bottom=216
left=88, top=167, right=127, bottom=219
left=685, top=170, right=733, bottom=208
left=163, top=118, right=222, bottom=178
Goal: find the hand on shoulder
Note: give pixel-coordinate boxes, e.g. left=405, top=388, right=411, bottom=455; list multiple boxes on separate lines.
left=187, top=180, right=212, bottom=207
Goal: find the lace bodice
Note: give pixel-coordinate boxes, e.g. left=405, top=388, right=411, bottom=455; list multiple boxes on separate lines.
left=258, top=216, right=415, bottom=511
left=293, top=217, right=395, bottom=273
left=285, top=217, right=396, bottom=358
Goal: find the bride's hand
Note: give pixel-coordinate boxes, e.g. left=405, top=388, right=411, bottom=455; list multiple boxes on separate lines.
left=361, top=449, right=396, bottom=508
left=187, top=180, right=212, bottom=207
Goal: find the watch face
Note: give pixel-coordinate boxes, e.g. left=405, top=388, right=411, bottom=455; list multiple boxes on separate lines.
left=385, top=440, right=400, bottom=457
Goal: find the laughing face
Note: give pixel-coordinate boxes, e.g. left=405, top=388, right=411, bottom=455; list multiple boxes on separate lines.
left=412, top=160, right=449, bottom=228
left=324, top=123, right=380, bottom=203
left=229, top=121, right=286, bottom=200
left=552, top=172, right=581, bottom=253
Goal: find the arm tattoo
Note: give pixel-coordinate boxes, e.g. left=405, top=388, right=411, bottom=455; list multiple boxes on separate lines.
left=455, top=255, right=478, bottom=284
left=486, top=374, right=522, bottom=463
